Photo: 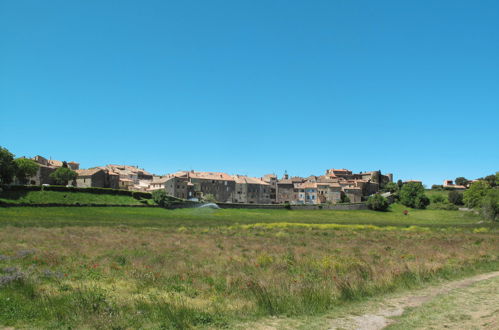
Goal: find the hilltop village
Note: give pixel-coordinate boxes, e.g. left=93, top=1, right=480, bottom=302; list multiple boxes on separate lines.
left=23, top=155, right=393, bottom=205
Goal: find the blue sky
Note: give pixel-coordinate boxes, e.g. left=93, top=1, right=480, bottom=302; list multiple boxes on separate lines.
left=1, top=1, right=498, bottom=186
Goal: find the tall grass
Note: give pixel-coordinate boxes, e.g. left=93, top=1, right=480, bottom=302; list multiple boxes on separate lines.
left=0, top=206, right=497, bottom=328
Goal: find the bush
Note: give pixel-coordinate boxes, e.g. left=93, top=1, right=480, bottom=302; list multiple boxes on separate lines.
left=431, top=194, right=445, bottom=204
left=399, top=182, right=429, bottom=209
left=152, top=190, right=182, bottom=208
left=367, top=194, right=389, bottom=211
left=480, top=189, right=499, bottom=222
left=431, top=185, right=443, bottom=190
left=202, top=194, right=217, bottom=203
left=448, top=191, right=463, bottom=205
left=463, top=181, right=490, bottom=208
left=340, top=193, right=350, bottom=203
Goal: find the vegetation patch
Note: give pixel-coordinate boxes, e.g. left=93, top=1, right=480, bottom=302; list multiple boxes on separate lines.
left=0, top=205, right=497, bottom=328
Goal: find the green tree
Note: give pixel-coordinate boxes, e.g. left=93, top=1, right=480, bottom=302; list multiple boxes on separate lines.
left=367, top=194, right=389, bottom=211
left=399, top=182, right=430, bottom=209
left=480, top=189, right=499, bottom=222
left=397, top=179, right=403, bottom=189
left=463, top=181, right=490, bottom=208
left=0, top=146, right=17, bottom=184
left=382, top=182, right=399, bottom=193
left=454, top=177, right=469, bottom=187
left=448, top=190, right=464, bottom=205
left=50, top=167, right=77, bottom=185
left=14, top=158, right=39, bottom=184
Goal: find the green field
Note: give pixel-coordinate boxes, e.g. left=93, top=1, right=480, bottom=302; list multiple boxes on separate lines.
left=0, top=203, right=486, bottom=228
left=0, top=190, right=153, bottom=206
left=0, top=205, right=497, bottom=329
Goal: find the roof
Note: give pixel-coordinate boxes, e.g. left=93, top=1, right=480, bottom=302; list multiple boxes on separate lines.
left=295, top=182, right=317, bottom=189
left=150, top=177, right=169, bottom=184
left=182, top=171, right=234, bottom=181
left=76, top=168, right=103, bottom=177
left=47, top=160, right=63, bottom=167
left=232, top=175, right=270, bottom=185
left=278, top=177, right=304, bottom=185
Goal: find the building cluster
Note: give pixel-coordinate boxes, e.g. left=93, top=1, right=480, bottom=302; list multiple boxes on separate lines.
left=26, top=155, right=392, bottom=205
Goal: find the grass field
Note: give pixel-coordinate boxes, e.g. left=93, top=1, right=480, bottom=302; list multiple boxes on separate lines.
left=0, top=190, right=153, bottom=206
left=0, top=205, right=498, bottom=328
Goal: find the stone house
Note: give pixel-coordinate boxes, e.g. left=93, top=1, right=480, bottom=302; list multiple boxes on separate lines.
left=261, top=174, right=277, bottom=203
left=118, top=178, right=134, bottom=190
left=74, top=168, right=120, bottom=189
left=317, top=182, right=342, bottom=204
left=29, top=155, right=80, bottom=185
left=295, top=181, right=319, bottom=204
left=164, top=174, right=195, bottom=199
left=233, top=175, right=271, bottom=204
left=342, top=187, right=362, bottom=203
left=75, top=169, right=107, bottom=188
left=148, top=176, right=169, bottom=192
left=276, top=175, right=304, bottom=204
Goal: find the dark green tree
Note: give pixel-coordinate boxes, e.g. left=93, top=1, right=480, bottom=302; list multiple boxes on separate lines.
left=367, top=194, right=389, bottom=211
left=50, top=167, right=77, bottom=185
left=14, top=158, right=39, bottom=184
left=454, top=177, right=469, bottom=187
left=448, top=190, right=464, bottom=205
left=399, top=182, right=430, bottom=209
left=484, top=174, right=497, bottom=187
left=397, top=179, right=403, bottom=189
left=0, top=146, right=17, bottom=184
left=480, top=189, right=499, bottom=222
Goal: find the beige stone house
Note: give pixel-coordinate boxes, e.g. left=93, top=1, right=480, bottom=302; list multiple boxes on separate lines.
left=233, top=175, right=271, bottom=204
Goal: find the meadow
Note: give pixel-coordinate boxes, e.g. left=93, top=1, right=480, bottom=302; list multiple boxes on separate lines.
left=0, top=205, right=498, bottom=328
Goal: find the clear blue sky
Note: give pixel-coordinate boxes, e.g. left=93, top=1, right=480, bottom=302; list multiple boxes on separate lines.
left=1, top=1, right=498, bottom=186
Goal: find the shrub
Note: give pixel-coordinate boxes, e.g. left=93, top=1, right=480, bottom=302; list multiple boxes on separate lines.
left=340, top=193, right=350, bottom=203
left=431, top=185, right=443, bottom=190
left=448, top=191, right=463, bottom=205
left=367, top=194, right=389, bottom=211
left=431, top=194, right=445, bottom=204
left=202, top=194, right=217, bottom=203
left=463, top=181, right=490, bottom=208
left=152, top=190, right=180, bottom=207
left=480, top=189, right=499, bottom=222
left=399, top=182, right=429, bottom=209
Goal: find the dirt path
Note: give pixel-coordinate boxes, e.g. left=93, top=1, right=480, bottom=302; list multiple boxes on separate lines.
left=328, top=271, right=499, bottom=330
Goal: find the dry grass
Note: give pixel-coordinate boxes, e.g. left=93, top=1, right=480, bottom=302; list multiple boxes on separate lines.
left=1, top=219, right=498, bottom=328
